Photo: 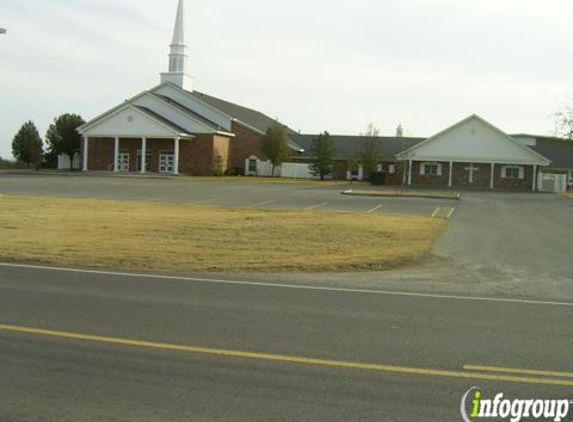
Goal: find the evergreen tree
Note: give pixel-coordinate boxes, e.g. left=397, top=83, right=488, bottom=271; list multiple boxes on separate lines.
left=346, top=155, right=360, bottom=183
left=262, top=121, right=291, bottom=177
left=309, top=131, right=336, bottom=180
left=12, top=121, right=44, bottom=169
left=45, top=113, right=85, bottom=170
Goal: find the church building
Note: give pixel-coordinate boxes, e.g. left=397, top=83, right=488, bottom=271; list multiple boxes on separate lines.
left=77, top=0, right=303, bottom=176
left=77, top=0, right=572, bottom=191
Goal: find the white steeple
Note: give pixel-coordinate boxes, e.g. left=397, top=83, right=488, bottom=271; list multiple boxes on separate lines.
left=161, top=0, right=193, bottom=91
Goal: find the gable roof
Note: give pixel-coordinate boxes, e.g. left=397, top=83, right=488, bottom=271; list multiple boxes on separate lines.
left=293, top=134, right=424, bottom=160
left=78, top=85, right=236, bottom=137
left=133, top=106, right=191, bottom=134
left=530, top=138, right=573, bottom=170
left=152, top=93, right=227, bottom=132
left=190, top=90, right=305, bottom=152
left=80, top=103, right=192, bottom=138
left=396, top=114, right=551, bottom=166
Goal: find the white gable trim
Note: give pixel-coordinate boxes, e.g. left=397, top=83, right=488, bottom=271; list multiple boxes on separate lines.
left=397, top=114, right=551, bottom=166
left=78, top=90, right=152, bottom=132
left=79, top=104, right=190, bottom=137
left=136, top=92, right=219, bottom=133
left=151, top=82, right=235, bottom=122
left=233, top=119, right=265, bottom=135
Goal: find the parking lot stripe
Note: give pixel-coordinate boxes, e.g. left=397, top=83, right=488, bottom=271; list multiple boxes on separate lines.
left=245, top=200, right=275, bottom=208
left=304, top=202, right=327, bottom=211
left=186, top=198, right=222, bottom=205
left=431, top=206, right=455, bottom=219
left=365, top=204, right=383, bottom=214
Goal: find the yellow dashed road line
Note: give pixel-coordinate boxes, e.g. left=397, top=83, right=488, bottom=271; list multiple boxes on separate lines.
left=0, top=324, right=572, bottom=387
left=464, top=365, right=573, bottom=379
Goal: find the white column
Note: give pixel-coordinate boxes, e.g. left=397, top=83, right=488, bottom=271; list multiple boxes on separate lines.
left=173, top=137, right=180, bottom=175
left=82, top=136, right=89, bottom=171
left=448, top=161, right=453, bottom=188
left=113, top=137, right=119, bottom=172
left=407, top=160, right=413, bottom=186
left=532, top=165, right=537, bottom=191
left=141, top=137, right=147, bottom=174
left=490, top=163, right=495, bottom=189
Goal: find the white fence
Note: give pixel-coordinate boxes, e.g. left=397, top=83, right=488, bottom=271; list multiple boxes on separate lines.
left=255, top=161, right=280, bottom=177
left=281, top=163, right=322, bottom=179
left=246, top=159, right=324, bottom=179
left=57, top=153, right=81, bottom=170
left=537, top=172, right=567, bottom=193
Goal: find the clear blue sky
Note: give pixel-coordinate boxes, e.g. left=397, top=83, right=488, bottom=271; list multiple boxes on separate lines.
left=1, top=0, right=572, bottom=159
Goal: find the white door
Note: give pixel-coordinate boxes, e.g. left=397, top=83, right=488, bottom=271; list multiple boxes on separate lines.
left=117, top=150, right=129, bottom=172
left=159, top=151, right=174, bottom=173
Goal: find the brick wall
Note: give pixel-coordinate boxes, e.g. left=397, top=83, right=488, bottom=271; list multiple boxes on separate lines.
left=179, top=134, right=215, bottom=175
left=213, top=135, right=230, bottom=171
left=451, top=163, right=490, bottom=188
left=494, top=164, right=533, bottom=190
left=410, top=161, right=450, bottom=187
left=407, top=161, right=533, bottom=190
left=333, top=160, right=347, bottom=180
left=85, top=135, right=231, bottom=175
left=386, top=162, right=406, bottom=186
left=86, top=137, right=114, bottom=171
left=229, top=122, right=266, bottom=170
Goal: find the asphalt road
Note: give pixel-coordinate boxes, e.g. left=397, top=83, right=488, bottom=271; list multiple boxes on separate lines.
left=1, top=264, right=571, bottom=421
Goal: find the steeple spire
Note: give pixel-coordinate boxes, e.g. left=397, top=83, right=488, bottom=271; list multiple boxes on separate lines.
left=171, top=0, right=186, bottom=46
left=161, top=0, right=193, bottom=91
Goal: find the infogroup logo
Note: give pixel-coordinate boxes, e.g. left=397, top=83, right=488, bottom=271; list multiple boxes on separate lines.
left=461, top=387, right=571, bottom=422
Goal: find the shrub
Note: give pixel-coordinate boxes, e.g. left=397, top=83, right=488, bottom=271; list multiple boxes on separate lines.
left=224, top=167, right=245, bottom=177
left=370, top=171, right=386, bottom=185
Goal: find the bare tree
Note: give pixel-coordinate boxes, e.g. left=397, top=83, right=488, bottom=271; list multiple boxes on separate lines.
left=357, top=123, right=383, bottom=178
left=555, top=104, right=573, bottom=140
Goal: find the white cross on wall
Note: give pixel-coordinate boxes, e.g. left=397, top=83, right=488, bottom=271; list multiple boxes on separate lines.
left=464, top=163, right=479, bottom=183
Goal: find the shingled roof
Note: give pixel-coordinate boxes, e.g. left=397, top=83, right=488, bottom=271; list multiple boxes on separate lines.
left=529, top=137, right=573, bottom=170
left=291, top=134, right=425, bottom=160
left=191, top=91, right=305, bottom=151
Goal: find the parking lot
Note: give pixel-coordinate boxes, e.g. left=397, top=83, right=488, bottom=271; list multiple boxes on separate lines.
left=0, top=174, right=457, bottom=218
left=2, top=173, right=572, bottom=293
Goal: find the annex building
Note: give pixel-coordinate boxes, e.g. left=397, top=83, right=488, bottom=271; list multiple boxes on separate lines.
left=76, top=0, right=573, bottom=191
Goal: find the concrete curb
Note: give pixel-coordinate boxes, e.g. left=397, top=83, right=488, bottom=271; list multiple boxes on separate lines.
left=342, top=189, right=461, bottom=200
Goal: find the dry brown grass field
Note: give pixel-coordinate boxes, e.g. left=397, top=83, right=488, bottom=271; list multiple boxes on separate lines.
left=0, top=195, right=445, bottom=272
